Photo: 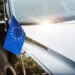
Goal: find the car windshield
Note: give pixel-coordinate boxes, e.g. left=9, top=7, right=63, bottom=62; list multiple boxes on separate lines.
left=10, top=0, right=75, bottom=23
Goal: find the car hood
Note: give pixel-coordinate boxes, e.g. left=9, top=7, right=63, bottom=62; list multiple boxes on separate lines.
left=22, top=23, right=75, bottom=62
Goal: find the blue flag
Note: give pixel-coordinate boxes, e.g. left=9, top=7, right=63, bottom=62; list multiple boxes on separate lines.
left=3, top=15, right=26, bottom=55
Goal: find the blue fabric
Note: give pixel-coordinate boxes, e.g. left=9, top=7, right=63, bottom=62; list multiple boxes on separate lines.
left=3, top=15, right=26, bottom=55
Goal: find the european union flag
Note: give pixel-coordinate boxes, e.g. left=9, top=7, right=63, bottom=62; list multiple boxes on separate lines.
left=3, top=15, right=26, bottom=55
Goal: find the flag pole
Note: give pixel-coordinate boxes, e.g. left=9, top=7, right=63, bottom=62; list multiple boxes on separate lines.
left=20, top=54, right=26, bottom=75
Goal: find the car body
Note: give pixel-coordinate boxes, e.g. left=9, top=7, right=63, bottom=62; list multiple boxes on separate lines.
left=8, top=0, right=75, bottom=75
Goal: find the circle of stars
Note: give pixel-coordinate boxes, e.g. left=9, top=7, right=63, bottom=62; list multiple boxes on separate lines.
left=10, top=26, right=25, bottom=40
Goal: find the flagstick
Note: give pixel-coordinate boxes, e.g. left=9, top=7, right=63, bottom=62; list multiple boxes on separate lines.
left=20, top=54, right=26, bottom=75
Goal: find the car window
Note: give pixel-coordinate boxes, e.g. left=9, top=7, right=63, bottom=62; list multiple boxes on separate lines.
left=11, top=0, right=75, bottom=23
